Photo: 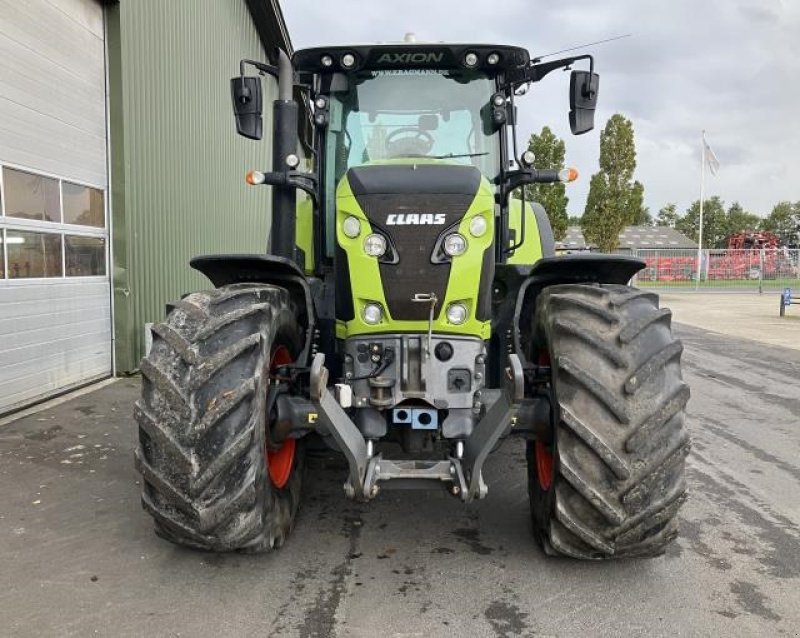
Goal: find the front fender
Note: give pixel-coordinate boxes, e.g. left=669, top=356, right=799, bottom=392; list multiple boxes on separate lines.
left=190, top=254, right=315, bottom=363
left=524, top=254, right=645, bottom=285
left=491, top=255, right=646, bottom=374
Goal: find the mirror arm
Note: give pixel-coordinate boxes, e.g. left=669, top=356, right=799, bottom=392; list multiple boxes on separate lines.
left=255, top=170, right=319, bottom=203
left=500, top=169, right=565, bottom=201
left=500, top=169, right=537, bottom=200
left=240, top=58, right=279, bottom=80
left=507, top=53, right=594, bottom=88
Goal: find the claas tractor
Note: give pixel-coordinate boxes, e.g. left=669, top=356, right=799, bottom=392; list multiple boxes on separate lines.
left=134, top=39, right=690, bottom=559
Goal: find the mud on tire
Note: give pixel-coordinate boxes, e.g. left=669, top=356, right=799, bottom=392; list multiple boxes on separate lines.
left=528, top=284, right=690, bottom=559
left=134, top=284, right=304, bottom=552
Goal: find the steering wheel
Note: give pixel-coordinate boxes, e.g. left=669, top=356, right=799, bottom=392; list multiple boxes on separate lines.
left=385, top=127, right=435, bottom=157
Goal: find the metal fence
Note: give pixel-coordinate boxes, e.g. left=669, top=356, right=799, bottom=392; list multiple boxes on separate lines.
left=632, top=248, right=800, bottom=292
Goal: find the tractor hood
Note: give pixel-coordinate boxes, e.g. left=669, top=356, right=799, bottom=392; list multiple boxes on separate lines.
left=334, top=163, right=496, bottom=338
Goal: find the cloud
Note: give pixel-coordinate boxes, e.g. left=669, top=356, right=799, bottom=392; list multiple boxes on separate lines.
left=280, top=0, right=799, bottom=216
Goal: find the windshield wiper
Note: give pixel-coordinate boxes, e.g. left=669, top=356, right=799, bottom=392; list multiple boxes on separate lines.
left=431, top=152, right=489, bottom=159
left=388, top=152, right=490, bottom=160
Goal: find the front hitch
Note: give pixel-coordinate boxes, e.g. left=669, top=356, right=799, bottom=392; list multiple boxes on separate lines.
left=309, top=352, right=524, bottom=502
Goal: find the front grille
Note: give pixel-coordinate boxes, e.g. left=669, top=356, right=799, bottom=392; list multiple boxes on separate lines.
left=354, top=193, right=475, bottom=321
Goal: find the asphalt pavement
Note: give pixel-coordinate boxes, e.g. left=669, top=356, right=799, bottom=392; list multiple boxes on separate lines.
left=1, top=324, right=799, bottom=637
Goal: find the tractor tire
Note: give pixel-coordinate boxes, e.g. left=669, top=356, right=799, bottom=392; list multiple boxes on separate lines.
left=134, top=284, right=305, bottom=552
left=527, top=283, right=690, bottom=559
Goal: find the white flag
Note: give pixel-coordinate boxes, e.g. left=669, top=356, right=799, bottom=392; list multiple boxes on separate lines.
left=703, top=134, right=720, bottom=176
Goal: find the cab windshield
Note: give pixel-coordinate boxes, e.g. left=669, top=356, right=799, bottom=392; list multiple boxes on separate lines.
left=323, top=69, right=500, bottom=253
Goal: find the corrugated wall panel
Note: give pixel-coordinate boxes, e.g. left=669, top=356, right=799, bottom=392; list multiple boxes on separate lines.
left=110, top=0, right=277, bottom=371
left=0, top=0, right=106, bottom=186
left=0, top=281, right=112, bottom=413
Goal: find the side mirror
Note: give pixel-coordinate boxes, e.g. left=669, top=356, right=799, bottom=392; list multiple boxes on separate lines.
left=230, top=76, right=263, bottom=140
left=569, top=70, right=599, bottom=135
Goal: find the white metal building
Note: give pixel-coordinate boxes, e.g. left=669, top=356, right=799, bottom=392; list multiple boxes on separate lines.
left=0, top=0, right=111, bottom=414
left=0, top=0, right=293, bottom=416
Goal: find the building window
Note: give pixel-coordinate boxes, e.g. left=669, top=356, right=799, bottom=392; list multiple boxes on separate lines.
left=0, top=164, right=107, bottom=281
left=65, top=235, right=106, bottom=276
left=62, top=182, right=105, bottom=228
left=6, top=230, right=63, bottom=279
left=2, top=167, right=61, bottom=222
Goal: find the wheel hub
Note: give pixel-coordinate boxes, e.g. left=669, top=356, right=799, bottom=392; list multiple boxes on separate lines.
left=267, top=345, right=295, bottom=489
left=535, top=440, right=554, bottom=491
left=535, top=349, right=555, bottom=491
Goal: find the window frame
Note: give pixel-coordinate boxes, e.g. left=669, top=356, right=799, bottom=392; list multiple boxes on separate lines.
left=0, top=161, right=108, bottom=283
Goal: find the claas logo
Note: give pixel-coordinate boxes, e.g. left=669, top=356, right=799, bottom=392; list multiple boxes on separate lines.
left=386, top=213, right=446, bottom=225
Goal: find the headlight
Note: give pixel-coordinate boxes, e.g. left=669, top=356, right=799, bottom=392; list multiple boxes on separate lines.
left=469, top=216, right=488, bottom=238
left=364, top=233, right=387, bottom=257
left=443, top=233, right=467, bottom=256
left=363, top=303, right=383, bottom=324
left=446, top=303, right=468, bottom=325
left=342, top=215, right=361, bottom=238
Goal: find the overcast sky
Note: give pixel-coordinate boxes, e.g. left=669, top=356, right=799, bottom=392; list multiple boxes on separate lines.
left=280, top=0, right=799, bottom=218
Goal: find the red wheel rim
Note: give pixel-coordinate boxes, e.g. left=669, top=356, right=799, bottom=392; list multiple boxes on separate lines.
left=535, top=349, right=554, bottom=491
left=266, top=345, right=295, bottom=489
left=535, top=440, right=554, bottom=491
left=267, top=438, right=296, bottom=489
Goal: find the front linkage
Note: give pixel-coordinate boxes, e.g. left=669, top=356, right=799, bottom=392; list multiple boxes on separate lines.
left=308, top=352, right=524, bottom=502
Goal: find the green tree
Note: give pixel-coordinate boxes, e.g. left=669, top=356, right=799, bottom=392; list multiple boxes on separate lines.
left=517, top=126, right=569, bottom=241
left=656, top=203, right=679, bottom=228
left=582, top=114, right=641, bottom=251
left=567, top=215, right=582, bottom=226
left=724, top=201, right=761, bottom=238
left=582, top=173, right=619, bottom=251
left=675, top=197, right=728, bottom=248
left=761, top=201, right=800, bottom=245
left=627, top=181, right=651, bottom=225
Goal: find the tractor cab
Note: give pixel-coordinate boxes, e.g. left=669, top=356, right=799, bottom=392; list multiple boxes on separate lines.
left=292, top=42, right=596, bottom=269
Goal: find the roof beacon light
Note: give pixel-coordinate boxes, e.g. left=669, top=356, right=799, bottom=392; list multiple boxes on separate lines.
left=320, top=54, right=334, bottom=68
left=464, top=52, right=479, bottom=68
left=246, top=170, right=265, bottom=185
left=341, top=53, right=356, bottom=68
left=487, top=52, right=501, bottom=65
left=559, top=167, right=580, bottom=183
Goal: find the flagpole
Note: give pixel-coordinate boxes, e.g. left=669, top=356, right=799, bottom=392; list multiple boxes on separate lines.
left=696, top=131, right=706, bottom=289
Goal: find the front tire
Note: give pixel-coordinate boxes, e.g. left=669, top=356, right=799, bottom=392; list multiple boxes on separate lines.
left=134, top=284, right=304, bottom=552
left=528, top=284, right=690, bottom=559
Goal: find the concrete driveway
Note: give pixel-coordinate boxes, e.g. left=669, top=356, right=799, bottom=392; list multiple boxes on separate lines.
left=1, top=324, right=799, bottom=637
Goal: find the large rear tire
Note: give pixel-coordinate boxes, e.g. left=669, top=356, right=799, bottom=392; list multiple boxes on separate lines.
left=528, top=284, right=690, bottom=559
left=134, top=284, right=304, bottom=552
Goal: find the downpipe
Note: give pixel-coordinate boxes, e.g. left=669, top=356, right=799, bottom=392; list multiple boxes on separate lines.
left=270, top=49, right=299, bottom=262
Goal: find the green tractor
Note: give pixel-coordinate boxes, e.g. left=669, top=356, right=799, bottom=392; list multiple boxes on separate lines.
left=134, top=39, right=689, bottom=559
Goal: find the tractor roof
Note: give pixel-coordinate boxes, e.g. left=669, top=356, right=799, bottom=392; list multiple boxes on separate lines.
left=293, top=43, right=530, bottom=74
